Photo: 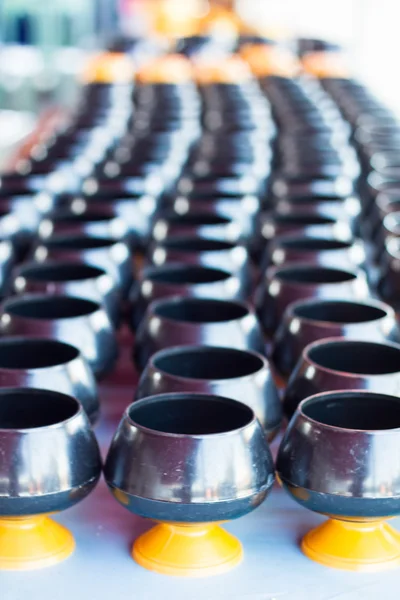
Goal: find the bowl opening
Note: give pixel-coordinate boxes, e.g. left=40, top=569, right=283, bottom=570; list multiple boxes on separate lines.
left=160, top=237, right=235, bottom=252
left=276, top=266, right=356, bottom=284
left=42, top=235, right=116, bottom=250
left=302, top=392, right=400, bottom=430
left=0, top=388, right=79, bottom=429
left=293, top=300, right=386, bottom=324
left=0, top=339, right=78, bottom=369
left=153, top=347, right=264, bottom=379
left=154, top=298, right=248, bottom=323
left=277, top=237, right=351, bottom=251
left=18, top=262, right=105, bottom=282
left=308, top=340, right=400, bottom=375
left=146, top=265, right=231, bottom=285
left=272, top=214, right=335, bottom=226
left=50, top=212, right=114, bottom=224
left=284, top=195, right=344, bottom=205
left=162, top=213, right=231, bottom=226
left=4, top=296, right=100, bottom=319
left=129, top=394, right=253, bottom=434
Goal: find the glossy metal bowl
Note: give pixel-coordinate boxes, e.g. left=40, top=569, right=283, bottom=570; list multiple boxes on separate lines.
left=277, top=390, right=400, bottom=571
left=134, top=297, right=265, bottom=370
left=283, top=338, right=400, bottom=419
left=378, top=236, right=400, bottom=308
left=265, top=234, right=365, bottom=268
left=37, top=207, right=128, bottom=240
left=104, top=392, right=274, bottom=576
left=151, top=211, right=243, bottom=244
left=171, top=194, right=260, bottom=239
left=0, top=337, right=99, bottom=424
left=136, top=345, right=281, bottom=439
left=0, top=387, right=101, bottom=569
left=0, top=239, right=14, bottom=297
left=130, top=263, right=247, bottom=330
left=256, top=264, right=369, bottom=337
left=260, top=211, right=352, bottom=244
left=0, top=294, right=118, bottom=379
left=271, top=298, right=397, bottom=379
left=11, top=261, right=121, bottom=328
left=32, top=234, right=132, bottom=295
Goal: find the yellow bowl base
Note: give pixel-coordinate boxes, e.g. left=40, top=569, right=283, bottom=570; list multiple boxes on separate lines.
left=302, top=517, right=400, bottom=572
left=0, top=515, right=75, bottom=570
left=133, top=521, right=243, bottom=577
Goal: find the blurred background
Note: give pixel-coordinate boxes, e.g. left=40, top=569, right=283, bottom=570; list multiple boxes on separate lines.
left=0, top=0, right=397, bottom=161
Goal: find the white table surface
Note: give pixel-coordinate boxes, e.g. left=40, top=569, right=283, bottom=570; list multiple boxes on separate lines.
left=2, top=329, right=400, bottom=600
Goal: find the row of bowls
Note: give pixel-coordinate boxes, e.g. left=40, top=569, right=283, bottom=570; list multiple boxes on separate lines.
left=1, top=55, right=400, bottom=576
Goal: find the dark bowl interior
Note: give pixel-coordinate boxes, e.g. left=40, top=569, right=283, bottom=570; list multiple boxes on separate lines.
left=153, top=347, right=263, bottom=380
left=0, top=388, right=78, bottom=429
left=50, top=212, right=114, bottom=224
left=4, top=296, right=100, bottom=319
left=159, top=237, right=235, bottom=252
left=154, top=298, right=248, bottom=323
left=41, top=236, right=116, bottom=250
left=276, top=266, right=356, bottom=284
left=293, top=300, right=387, bottom=324
left=145, top=265, right=231, bottom=285
left=159, top=213, right=231, bottom=226
left=308, top=340, right=400, bottom=375
left=18, top=262, right=105, bottom=282
left=282, top=195, right=345, bottom=205
left=303, top=392, right=400, bottom=431
left=270, top=214, right=336, bottom=226
left=129, top=394, right=253, bottom=435
left=0, top=338, right=78, bottom=369
left=277, top=237, right=351, bottom=251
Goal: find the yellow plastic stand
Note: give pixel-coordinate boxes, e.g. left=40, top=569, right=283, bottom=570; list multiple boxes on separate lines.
left=302, top=517, right=400, bottom=572
left=0, top=515, right=75, bottom=570
left=133, top=521, right=243, bottom=577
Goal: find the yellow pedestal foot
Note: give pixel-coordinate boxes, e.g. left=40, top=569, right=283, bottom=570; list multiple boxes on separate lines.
left=133, top=522, right=243, bottom=577
left=0, top=515, right=75, bottom=570
left=302, top=518, right=400, bottom=572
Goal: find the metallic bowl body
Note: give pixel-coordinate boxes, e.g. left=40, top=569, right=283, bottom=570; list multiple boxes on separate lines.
left=265, top=234, right=365, bottom=269
left=135, top=346, right=282, bottom=439
left=171, top=194, right=260, bottom=239
left=256, top=264, right=369, bottom=337
left=0, top=294, right=118, bottom=379
left=378, top=236, right=400, bottom=308
left=0, top=337, right=99, bottom=423
left=146, top=236, right=253, bottom=291
left=274, top=196, right=361, bottom=234
left=32, top=234, right=132, bottom=295
left=11, top=261, right=121, bottom=328
left=0, top=387, right=101, bottom=516
left=260, top=212, right=352, bottom=244
left=37, top=207, right=129, bottom=240
left=271, top=298, right=398, bottom=379
left=283, top=338, right=400, bottom=419
left=105, top=392, right=275, bottom=522
left=134, top=297, right=265, bottom=371
left=277, top=390, right=400, bottom=518
left=151, top=211, right=243, bottom=244
left=0, top=239, right=15, bottom=296
left=75, top=193, right=158, bottom=241
left=130, top=263, right=247, bottom=330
